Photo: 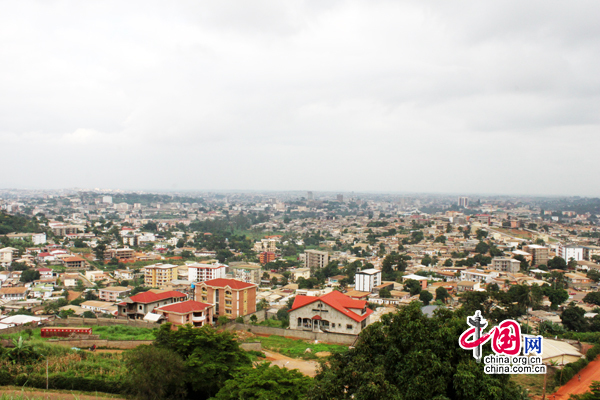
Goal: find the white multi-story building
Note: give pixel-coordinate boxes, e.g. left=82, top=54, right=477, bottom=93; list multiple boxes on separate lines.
left=187, top=263, right=227, bottom=283
left=558, top=245, right=584, bottom=262
left=460, top=269, right=498, bottom=284
left=491, top=257, right=521, bottom=273
left=354, top=269, right=382, bottom=293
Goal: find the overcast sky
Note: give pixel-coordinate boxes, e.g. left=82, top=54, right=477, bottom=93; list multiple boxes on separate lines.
left=1, top=1, right=599, bottom=196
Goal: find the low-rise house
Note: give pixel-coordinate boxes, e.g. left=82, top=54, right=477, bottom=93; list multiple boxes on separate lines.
left=113, top=269, right=135, bottom=281
left=99, top=286, right=131, bottom=302
left=62, top=256, right=86, bottom=269
left=289, top=268, right=310, bottom=281
left=401, top=274, right=429, bottom=289
left=491, top=257, right=520, bottom=274
left=288, top=291, right=373, bottom=335
left=36, top=267, right=53, bottom=280
left=155, top=300, right=213, bottom=327
left=0, top=287, right=28, bottom=300
left=81, top=300, right=118, bottom=315
left=457, top=281, right=481, bottom=292
left=117, top=290, right=187, bottom=320
left=61, top=273, right=80, bottom=287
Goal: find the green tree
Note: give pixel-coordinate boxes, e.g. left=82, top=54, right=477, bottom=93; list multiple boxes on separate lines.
left=125, top=345, right=187, bottom=400
left=20, top=269, right=40, bottom=283
left=570, top=381, right=600, bottom=400
left=212, top=363, right=311, bottom=400
left=561, top=305, right=588, bottom=332
left=82, top=311, right=96, bottom=318
left=434, top=235, right=446, bottom=244
left=435, top=286, right=450, bottom=303
left=379, top=287, right=392, bottom=298
left=403, top=279, right=422, bottom=296
left=548, top=256, right=567, bottom=270
left=475, top=241, right=490, bottom=254
left=584, top=292, right=600, bottom=306
left=154, top=324, right=251, bottom=399
left=307, top=303, right=522, bottom=400
left=548, top=288, right=569, bottom=310
left=419, top=290, right=433, bottom=305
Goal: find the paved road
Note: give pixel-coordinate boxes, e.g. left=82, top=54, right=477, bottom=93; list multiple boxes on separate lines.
left=550, top=358, right=600, bottom=399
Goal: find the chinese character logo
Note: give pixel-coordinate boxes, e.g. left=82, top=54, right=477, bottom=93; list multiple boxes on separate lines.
left=459, top=311, right=541, bottom=361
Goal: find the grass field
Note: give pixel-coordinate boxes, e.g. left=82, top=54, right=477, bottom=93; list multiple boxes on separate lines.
left=249, top=335, right=348, bottom=360
left=511, top=370, right=555, bottom=397
left=0, top=325, right=156, bottom=342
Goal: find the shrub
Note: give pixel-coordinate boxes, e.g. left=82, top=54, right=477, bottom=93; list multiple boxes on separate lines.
left=586, top=344, right=600, bottom=362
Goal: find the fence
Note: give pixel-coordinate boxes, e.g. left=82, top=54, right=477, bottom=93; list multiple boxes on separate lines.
left=48, top=317, right=159, bottom=329
left=225, top=323, right=358, bottom=345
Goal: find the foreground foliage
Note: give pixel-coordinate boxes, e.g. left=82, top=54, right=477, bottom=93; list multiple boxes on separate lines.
left=308, top=302, right=523, bottom=400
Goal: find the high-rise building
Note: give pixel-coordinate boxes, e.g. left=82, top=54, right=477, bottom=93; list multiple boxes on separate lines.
left=144, top=263, right=179, bottom=289
left=523, top=245, right=549, bottom=266
left=337, top=194, right=344, bottom=202
left=355, top=269, right=382, bottom=292
left=305, top=249, right=329, bottom=269
left=458, top=197, right=469, bottom=208
left=307, top=191, right=314, bottom=200
left=259, top=252, right=276, bottom=264
left=102, top=196, right=113, bottom=204
left=195, top=278, right=257, bottom=320
left=557, top=244, right=584, bottom=262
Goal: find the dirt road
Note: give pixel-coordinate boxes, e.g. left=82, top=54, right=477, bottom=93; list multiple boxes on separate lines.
left=262, top=350, right=320, bottom=377
left=550, top=359, right=600, bottom=399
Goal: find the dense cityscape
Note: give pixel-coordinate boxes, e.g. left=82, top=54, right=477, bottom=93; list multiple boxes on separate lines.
left=1, top=189, right=600, bottom=398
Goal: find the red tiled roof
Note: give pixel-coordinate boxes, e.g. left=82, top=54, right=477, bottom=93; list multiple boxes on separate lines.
left=290, top=291, right=373, bottom=323
left=202, top=278, right=256, bottom=290
left=156, top=300, right=212, bottom=314
left=128, top=290, right=186, bottom=304
left=38, top=252, right=51, bottom=257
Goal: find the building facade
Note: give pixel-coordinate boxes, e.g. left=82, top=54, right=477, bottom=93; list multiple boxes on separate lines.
left=354, top=269, right=382, bottom=293
left=491, top=257, right=521, bottom=273
left=187, top=263, right=227, bottom=283
left=288, top=291, right=373, bottom=335
left=195, top=278, right=257, bottom=321
left=305, top=250, right=329, bottom=269
left=117, top=290, right=187, bottom=320
left=155, top=300, right=213, bottom=327
left=230, top=264, right=262, bottom=284
left=144, top=263, right=179, bottom=289
left=558, top=245, right=584, bottom=262
left=524, top=245, right=549, bottom=266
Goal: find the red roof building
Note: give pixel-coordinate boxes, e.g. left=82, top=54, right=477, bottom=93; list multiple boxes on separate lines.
left=289, top=291, right=373, bottom=335
left=195, top=279, right=257, bottom=321
left=155, top=300, right=213, bottom=327
left=117, top=290, right=187, bottom=320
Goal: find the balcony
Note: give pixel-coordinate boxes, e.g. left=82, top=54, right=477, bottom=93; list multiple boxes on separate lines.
left=192, top=315, right=206, bottom=322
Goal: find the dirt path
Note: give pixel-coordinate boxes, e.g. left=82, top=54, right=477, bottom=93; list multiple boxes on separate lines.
left=0, top=387, right=125, bottom=400
left=550, top=359, right=600, bottom=399
left=262, top=350, right=320, bottom=377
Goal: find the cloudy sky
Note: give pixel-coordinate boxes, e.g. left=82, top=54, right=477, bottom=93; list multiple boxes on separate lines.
left=1, top=1, right=599, bottom=196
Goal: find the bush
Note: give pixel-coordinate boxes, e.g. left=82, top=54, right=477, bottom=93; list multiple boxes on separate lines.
left=587, top=344, right=600, bottom=362
left=555, top=358, right=589, bottom=386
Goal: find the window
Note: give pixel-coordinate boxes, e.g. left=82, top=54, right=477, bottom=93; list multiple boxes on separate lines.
left=225, top=309, right=232, bottom=314
left=332, top=323, right=335, bottom=328
left=346, top=324, right=353, bottom=330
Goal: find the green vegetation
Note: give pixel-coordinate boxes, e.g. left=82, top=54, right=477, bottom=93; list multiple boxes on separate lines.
left=213, top=362, right=311, bottom=400
left=308, top=302, right=524, bottom=400
left=0, top=325, right=156, bottom=342
left=248, top=335, right=348, bottom=360
left=256, top=318, right=285, bottom=328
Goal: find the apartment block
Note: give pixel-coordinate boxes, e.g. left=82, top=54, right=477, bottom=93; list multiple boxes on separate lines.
left=259, top=251, right=276, bottom=264
left=305, top=249, right=329, bottom=269
left=523, top=245, right=549, bottom=266
left=195, top=278, right=257, bottom=321
left=144, top=263, right=179, bottom=289
left=354, top=269, right=382, bottom=293
left=187, top=262, right=227, bottom=283
left=229, top=263, right=262, bottom=284
left=491, top=257, right=520, bottom=273
left=558, top=244, right=584, bottom=262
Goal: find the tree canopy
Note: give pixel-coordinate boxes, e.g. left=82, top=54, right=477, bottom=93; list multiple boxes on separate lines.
left=308, top=302, right=522, bottom=400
